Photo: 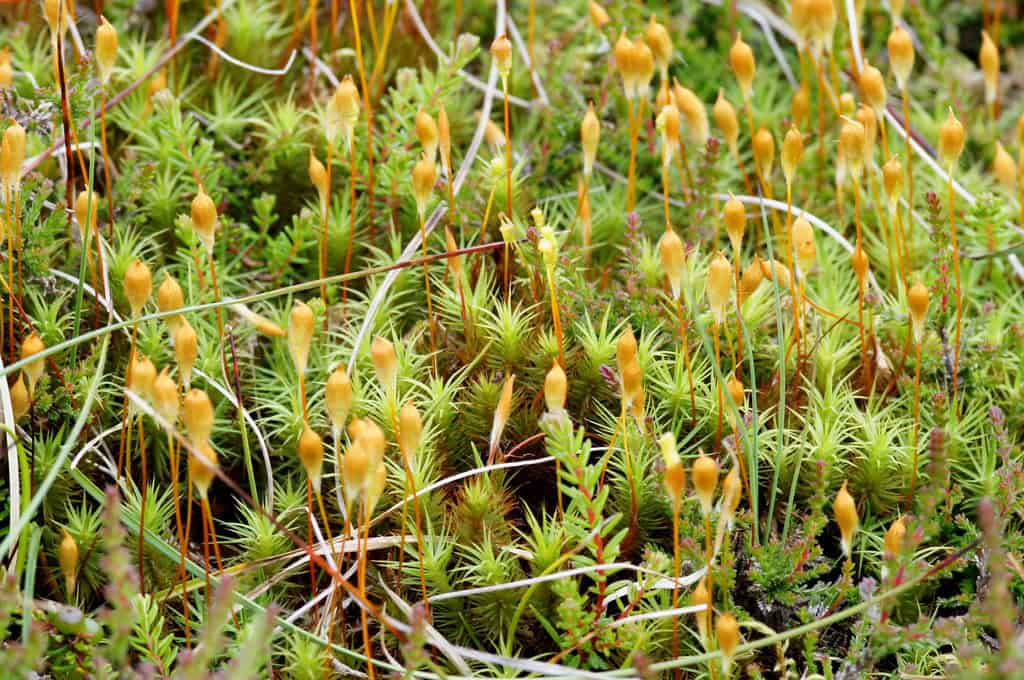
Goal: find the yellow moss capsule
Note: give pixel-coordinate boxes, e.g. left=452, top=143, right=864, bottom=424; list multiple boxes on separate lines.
left=489, top=373, right=516, bottom=457
left=11, top=373, right=29, bottom=421
left=938, top=109, right=965, bottom=170
left=371, top=336, right=398, bottom=393
left=309, top=151, right=328, bottom=205
left=716, top=613, right=740, bottom=674
left=343, top=438, right=369, bottom=501
left=327, top=75, right=361, bottom=148
left=659, top=432, right=685, bottom=500
left=858, top=63, right=887, bottom=118
left=760, top=258, right=792, bottom=290
left=189, top=441, right=219, bottom=498
left=855, top=104, right=877, bottom=162
left=908, top=280, right=929, bottom=345
left=839, top=92, right=856, bottom=117
left=325, top=366, right=353, bottom=433
left=412, top=155, right=437, bottom=218
left=123, top=260, right=152, bottom=318
left=364, top=461, right=388, bottom=517
left=156, top=272, right=184, bottom=332
left=182, top=388, right=214, bottom=444
left=723, top=195, right=746, bottom=255
left=791, top=0, right=812, bottom=44
left=839, top=118, right=866, bottom=178
left=483, top=116, right=506, bottom=152
left=58, top=529, right=79, bottom=597
left=153, top=367, right=180, bottom=425
left=298, top=425, right=325, bottom=491
left=95, top=16, right=119, bottom=85
left=20, top=333, right=45, bottom=398
left=0, top=49, right=12, bottom=90
left=616, top=326, right=638, bottom=373
left=793, top=215, right=816, bottom=272
left=851, top=245, right=870, bottom=288
left=781, top=125, right=804, bottom=187
left=727, top=375, right=744, bottom=408
left=437, top=102, right=452, bottom=172
left=980, top=30, right=999, bottom=106
left=581, top=103, right=600, bottom=177
left=740, top=255, right=765, bottom=299
left=190, top=187, right=218, bottom=254
left=884, top=515, right=906, bottom=557
left=888, top=26, right=915, bottom=89
left=673, top=81, right=709, bottom=148
left=706, top=251, right=733, bottom=327
left=645, top=15, right=672, bottom=79
left=614, top=32, right=636, bottom=97
left=588, top=0, right=610, bottom=29
left=882, top=156, right=903, bottom=211
left=74, top=190, right=99, bottom=241
left=490, top=34, right=512, bottom=81
left=416, top=109, right=439, bottom=163
left=128, top=353, right=156, bottom=402
left=174, top=320, right=198, bottom=389
left=713, top=89, right=740, bottom=160
left=544, top=360, right=568, bottom=415
left=692, top=578, right=711, bottom=643
left=692, top=451, right=719, bottom=516
left=287, top=300, right=314, bottom=377
left=656, top=103, right=681, bottom=165
left=752, top=126, right=775, bottom=180
left=43, top=0, right=67, bottom=36
left=0, top=129, right=21, bottom=186
left=807, top=0, right=836, bottom=50
left=729, top=33, right=755, bottom=99
left=993, top=142, right=1017, bottom=193
left=632, top=39, right=655, bottom=98
left=658, top=227, right=686, bottom=300
left=399, top=400, right=423, bottom=461
left=445, top=227, right=463, bottom=278
left=834, top=480, right=858, bottom=556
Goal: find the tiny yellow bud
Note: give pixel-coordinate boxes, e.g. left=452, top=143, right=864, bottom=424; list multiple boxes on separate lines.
left=658, top=430, right=680, bottom=469
left=327, top=75, right=361, bottom=147
left=58, top=529, right=79, bottom=598
left=839, top=117, right=866, bottom=177
left=182, top=388, right=214, bottom=444
left=581, top=102, right=600, bottom=177
left=343, top=439, right=370, bottom=501
left=658, top=227, right=686, bottom=300
left=993, top=142, right=1017, bottom=193
left=740, top=255, right=764, bottom=299
left=673, top=81, right=709, bottom=148
left=157, top=272, right=185, bottom=332
left=11, top=373, right=29, bottom=421
left=309, top=151, right=328, bottom=203
left=781, top=125, right=804, bottom=186
left=189, top=441, right=219, bottom=498
left=95, top=16, right=119, bottom=85
left=437, top=102, right=452, bottom=172
left=888, top=26, right=915, bottom=89
left=855, top=104, right=878, bottom=162
left=858, top=62, right=887, bottom=118
left=834, top=480, right=858, bottom=556
left=371, top=336, right=398, bottom=393
left=851, top=245, right=870, bottom=287
left=288, top=300, right=315, bottom=377
left=298, top=425, right=325, bottom=490
left=20, top=332, right=45, bottom=398
left=1, top=121, right=27, bottom=190
left=706, top=251, right=733, bottom=327
left=588, top=0, right=610, bottom=29
left=75, top=190, right=99, bottom=241
left=153, top=367, right=180, bottom=425
left=174, top=320, right=199, bottom=389
left=729, top=33, right=756, bottom=99
left=793, top=215, right=816, bottom=272
left=489, top=374, right=516, bottom=461
left=882, top=156, right=904, bottom=210
left=691, top=578, right=711, bottom=643
left=716, top=613, right=740, bottom=674
left=415, top=109, right=439, bottom=163
left=721, top=465, right=742, bottom=526
left=128, top=353, right=156, bottom=402
left=43, top=0, right=68, bottom=35
left=412, top=155, right=437, bottom=218
left=907, top=280, right=929, bottom=345
left=723, top=195, right=746, bottom=255
left=325, top=366, right=353, bottom=433
left=616, top=326, right=638, bottom=372
left=884, top=515, right=907, bottom=557
left=399, top=400, right=423, bottom=459
left=980, top=30, right=999, bottom=106
left=544, top=360, right=568, bottom=414
left=0, top=49, right=12, bottom=90
left=490, top=34, right=513, bottom=80
left=123, top=260, right=152, bottom=318
left=938, top=109, right=965, bottom=170
left=792, top=82, right=810, bottom=129
left=645, top=16, right=672, bottom=77
left=191, top=187, right=218, bottom=254
left=752, top=126, right=775, bottom=180
left=692, top=451, right=719, bottom=516
left=713, top=89, right=740, bottom=160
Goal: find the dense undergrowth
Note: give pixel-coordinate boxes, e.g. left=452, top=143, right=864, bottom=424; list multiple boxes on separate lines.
left=2, top=0, right=1024, bottom=677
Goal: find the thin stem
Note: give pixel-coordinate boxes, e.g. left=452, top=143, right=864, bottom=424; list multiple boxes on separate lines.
left=547, top=268, right=565, bottom=367
left=503, top=77, right=512, bottom=221
left=348, top=0, right=375, bottom=241
left=909, top=339, right=923, bottom=499
left=137, top=413, right=148, bottom=594
left=714, top=324, right=723, bottom=451
left=320, top=142, right=332, bottom=328
left=901, top=86, right=915, bottom=248
left=852, top=179, right=870, bottom=389
left=357, top=498, right=376, bottom=680
left=168, top=432, right=189, bottom=646
left=343, top=139, right=357, bottom=309
left=671, top=498, right=681, bottom=680
left=677, top=298, right=697, bottom=427
left=420, top=212, right=439, bottom=377
left=184, top=466, right=193, bottom=644
left=948, top=172, right=962, bottom=409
